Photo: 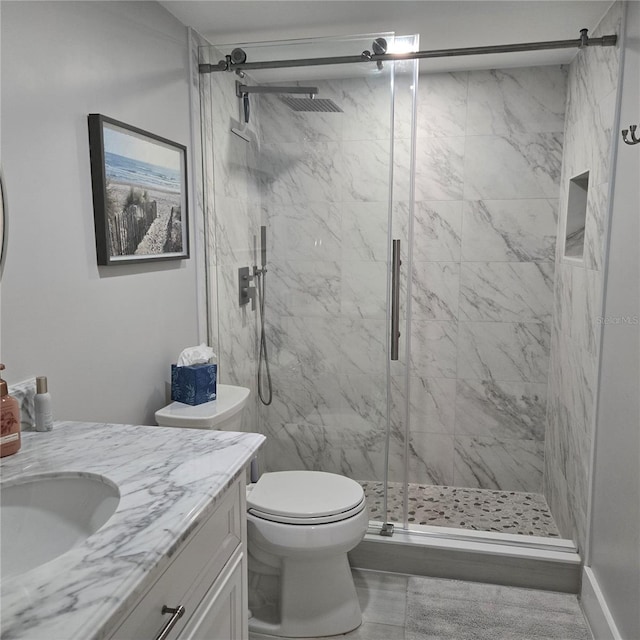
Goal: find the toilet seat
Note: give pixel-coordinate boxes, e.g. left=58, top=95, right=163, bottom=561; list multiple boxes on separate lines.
left=247, top=471, right=366, bottom=525
left=248, top=497, right=366, bottom=525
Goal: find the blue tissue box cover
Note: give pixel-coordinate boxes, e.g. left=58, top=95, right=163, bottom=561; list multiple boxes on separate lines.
left=171, top=363, right=217, bottom=405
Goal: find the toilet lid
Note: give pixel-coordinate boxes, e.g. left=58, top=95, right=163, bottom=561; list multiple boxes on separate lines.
left=247, top=471, right=365, bottom=521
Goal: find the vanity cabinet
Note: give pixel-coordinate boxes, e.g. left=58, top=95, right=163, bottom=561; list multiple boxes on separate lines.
left=108, top=476, right=248, bottom=640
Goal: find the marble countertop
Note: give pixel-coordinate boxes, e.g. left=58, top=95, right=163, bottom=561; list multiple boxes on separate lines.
left=0, top=421, right=264, bottom=640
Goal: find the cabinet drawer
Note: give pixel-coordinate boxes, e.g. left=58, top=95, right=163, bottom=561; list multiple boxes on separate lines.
left=110, top=478, right=244, bottom=640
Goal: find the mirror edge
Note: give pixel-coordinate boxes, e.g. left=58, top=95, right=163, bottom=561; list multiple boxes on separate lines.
left=0, top=168, right=6, bottom=280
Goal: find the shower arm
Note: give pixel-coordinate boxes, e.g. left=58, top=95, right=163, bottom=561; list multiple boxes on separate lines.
left=201, top=30, right=617, bottom=74
left=236, top=83, right=318, bottom=97
left=235, top=83, right=321, bottom=123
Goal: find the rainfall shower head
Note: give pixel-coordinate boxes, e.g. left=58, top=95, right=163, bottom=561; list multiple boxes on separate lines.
left=235, top=82, right=343, bottom=123
left=279, top=96, right=343, bottom=113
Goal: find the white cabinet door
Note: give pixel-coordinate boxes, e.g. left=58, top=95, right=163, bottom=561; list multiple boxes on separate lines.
left=178, top=551, right=246, bottom=640
left=107, top=478, right=245, bottom=640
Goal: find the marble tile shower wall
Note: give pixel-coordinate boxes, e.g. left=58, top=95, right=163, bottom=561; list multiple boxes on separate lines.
left=256, top=77, right=394, bottom=480
left=544, top=2, right=622, bottom=550
left=200, top=43, right=261, bottom=432
left=393, top=66, right=566, bottom=493
left=255, top=68, right=568, bottom=493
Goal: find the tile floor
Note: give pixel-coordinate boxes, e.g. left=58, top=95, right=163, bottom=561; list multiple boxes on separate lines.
left=361, top=481, right=561, bottom=537
left=251, top=569, right=592, bottom=640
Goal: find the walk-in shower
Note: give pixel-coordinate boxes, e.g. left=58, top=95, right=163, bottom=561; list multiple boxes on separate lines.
left=198, top=20, right=621, bottom=564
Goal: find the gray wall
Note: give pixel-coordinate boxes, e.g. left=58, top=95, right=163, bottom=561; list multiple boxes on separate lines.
left=586, top=2, right=640, bottom=636
left=1, top=1, right=199, bottom=425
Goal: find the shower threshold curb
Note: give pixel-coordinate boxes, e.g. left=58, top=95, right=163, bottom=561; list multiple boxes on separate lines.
left=349, top=524, right=581, bottom=594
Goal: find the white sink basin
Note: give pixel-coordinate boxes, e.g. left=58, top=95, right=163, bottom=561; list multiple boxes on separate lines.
left=1, top=473, right=120, bottom=579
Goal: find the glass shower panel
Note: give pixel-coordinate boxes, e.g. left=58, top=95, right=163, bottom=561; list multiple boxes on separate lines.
left=396, top=62, right=567, bottom=538
left=204, top=34, right=418, bottom=525
left=197, top=42, right=262, bottom=439
left=388, top=37, right=420, bottom=531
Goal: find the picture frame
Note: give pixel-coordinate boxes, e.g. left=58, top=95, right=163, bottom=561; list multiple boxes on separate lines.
left=88, top=114, right=189, bottom=265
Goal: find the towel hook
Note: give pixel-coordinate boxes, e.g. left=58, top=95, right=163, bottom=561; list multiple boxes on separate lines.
left=621, top=124, right=640, bottom=145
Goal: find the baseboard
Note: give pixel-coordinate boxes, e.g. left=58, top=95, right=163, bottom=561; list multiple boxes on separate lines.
left=349, top=529, right=582, bottom=593
left=580, top=567, right=623, bottom=640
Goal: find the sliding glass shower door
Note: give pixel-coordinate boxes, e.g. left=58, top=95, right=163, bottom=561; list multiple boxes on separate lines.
left=201, top=34, right=419, bottom=526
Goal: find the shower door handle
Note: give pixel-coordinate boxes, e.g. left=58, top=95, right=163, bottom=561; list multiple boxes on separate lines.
left=391, top=239, right=401, bottom=361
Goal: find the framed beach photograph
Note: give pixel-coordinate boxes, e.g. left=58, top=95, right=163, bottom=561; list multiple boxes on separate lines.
left=88, top=114, right=189, bottom=265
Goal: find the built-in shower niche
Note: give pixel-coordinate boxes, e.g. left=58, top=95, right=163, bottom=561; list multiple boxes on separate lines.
left=564, top=171, right=589, bottom=260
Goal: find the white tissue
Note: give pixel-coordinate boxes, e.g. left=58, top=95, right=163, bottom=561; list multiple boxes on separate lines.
left=176, top=343, right=217, bottom=367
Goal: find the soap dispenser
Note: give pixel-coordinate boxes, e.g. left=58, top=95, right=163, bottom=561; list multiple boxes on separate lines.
left=0, top=364, right=21, bottom=457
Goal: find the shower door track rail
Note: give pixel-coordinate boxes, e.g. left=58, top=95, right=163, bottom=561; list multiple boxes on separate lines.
left=355, top=523, right=582, bottom=592
left=199, top=30, right=617, bottom=73
left=366, top=521, right=577, bottom=554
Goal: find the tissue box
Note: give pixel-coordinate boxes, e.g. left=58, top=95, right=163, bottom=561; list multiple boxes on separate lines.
left=171, top=363, right=217, bottom=405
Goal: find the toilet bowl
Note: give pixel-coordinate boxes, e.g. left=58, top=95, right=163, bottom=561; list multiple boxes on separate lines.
left=246, top=470, right=368, bottom=638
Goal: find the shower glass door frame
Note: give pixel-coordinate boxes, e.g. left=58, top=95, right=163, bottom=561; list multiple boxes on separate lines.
left=196, top=26, right=600, bottom=554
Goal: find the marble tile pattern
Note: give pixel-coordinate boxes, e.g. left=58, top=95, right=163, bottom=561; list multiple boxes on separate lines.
left=0, top=422, right=264, bottom=640
left=394, top=64, right=567, bottom=495
left=254, top=75, right=396, bottom=481
left=544, top=1, right=622, bottom=551
left=245, top=63, right=569, bottom=497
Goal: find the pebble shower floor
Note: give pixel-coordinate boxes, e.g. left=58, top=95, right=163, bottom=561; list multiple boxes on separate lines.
left=361, top=481, right=561, bottom=537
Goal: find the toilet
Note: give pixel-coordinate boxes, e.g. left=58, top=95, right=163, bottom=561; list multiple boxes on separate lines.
left=246, top=470, right=368, bottom=638
left=155, top=387, right=368, bottom=638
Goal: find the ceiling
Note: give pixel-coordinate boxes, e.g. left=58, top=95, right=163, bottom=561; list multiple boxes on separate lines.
left=161, top=0, right=616, bottom=74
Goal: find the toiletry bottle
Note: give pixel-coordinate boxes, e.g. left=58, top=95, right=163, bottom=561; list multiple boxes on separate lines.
left=0, top=364, right=21, bottom=457
left=35, top=376, right=53, bottom=432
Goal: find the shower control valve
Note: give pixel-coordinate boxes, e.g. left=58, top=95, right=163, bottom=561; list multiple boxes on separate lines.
left=238, top=266, right=256, bottom=311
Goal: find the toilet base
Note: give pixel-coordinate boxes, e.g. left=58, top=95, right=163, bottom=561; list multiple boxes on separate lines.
left=249, top=553, right=362, bottom=638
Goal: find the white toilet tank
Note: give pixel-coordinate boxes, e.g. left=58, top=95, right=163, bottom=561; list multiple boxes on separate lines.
left=155, top=384, right=250, bottom=430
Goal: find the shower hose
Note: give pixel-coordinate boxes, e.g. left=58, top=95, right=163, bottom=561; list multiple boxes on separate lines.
left=256, top=269, right=273, bottom=405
